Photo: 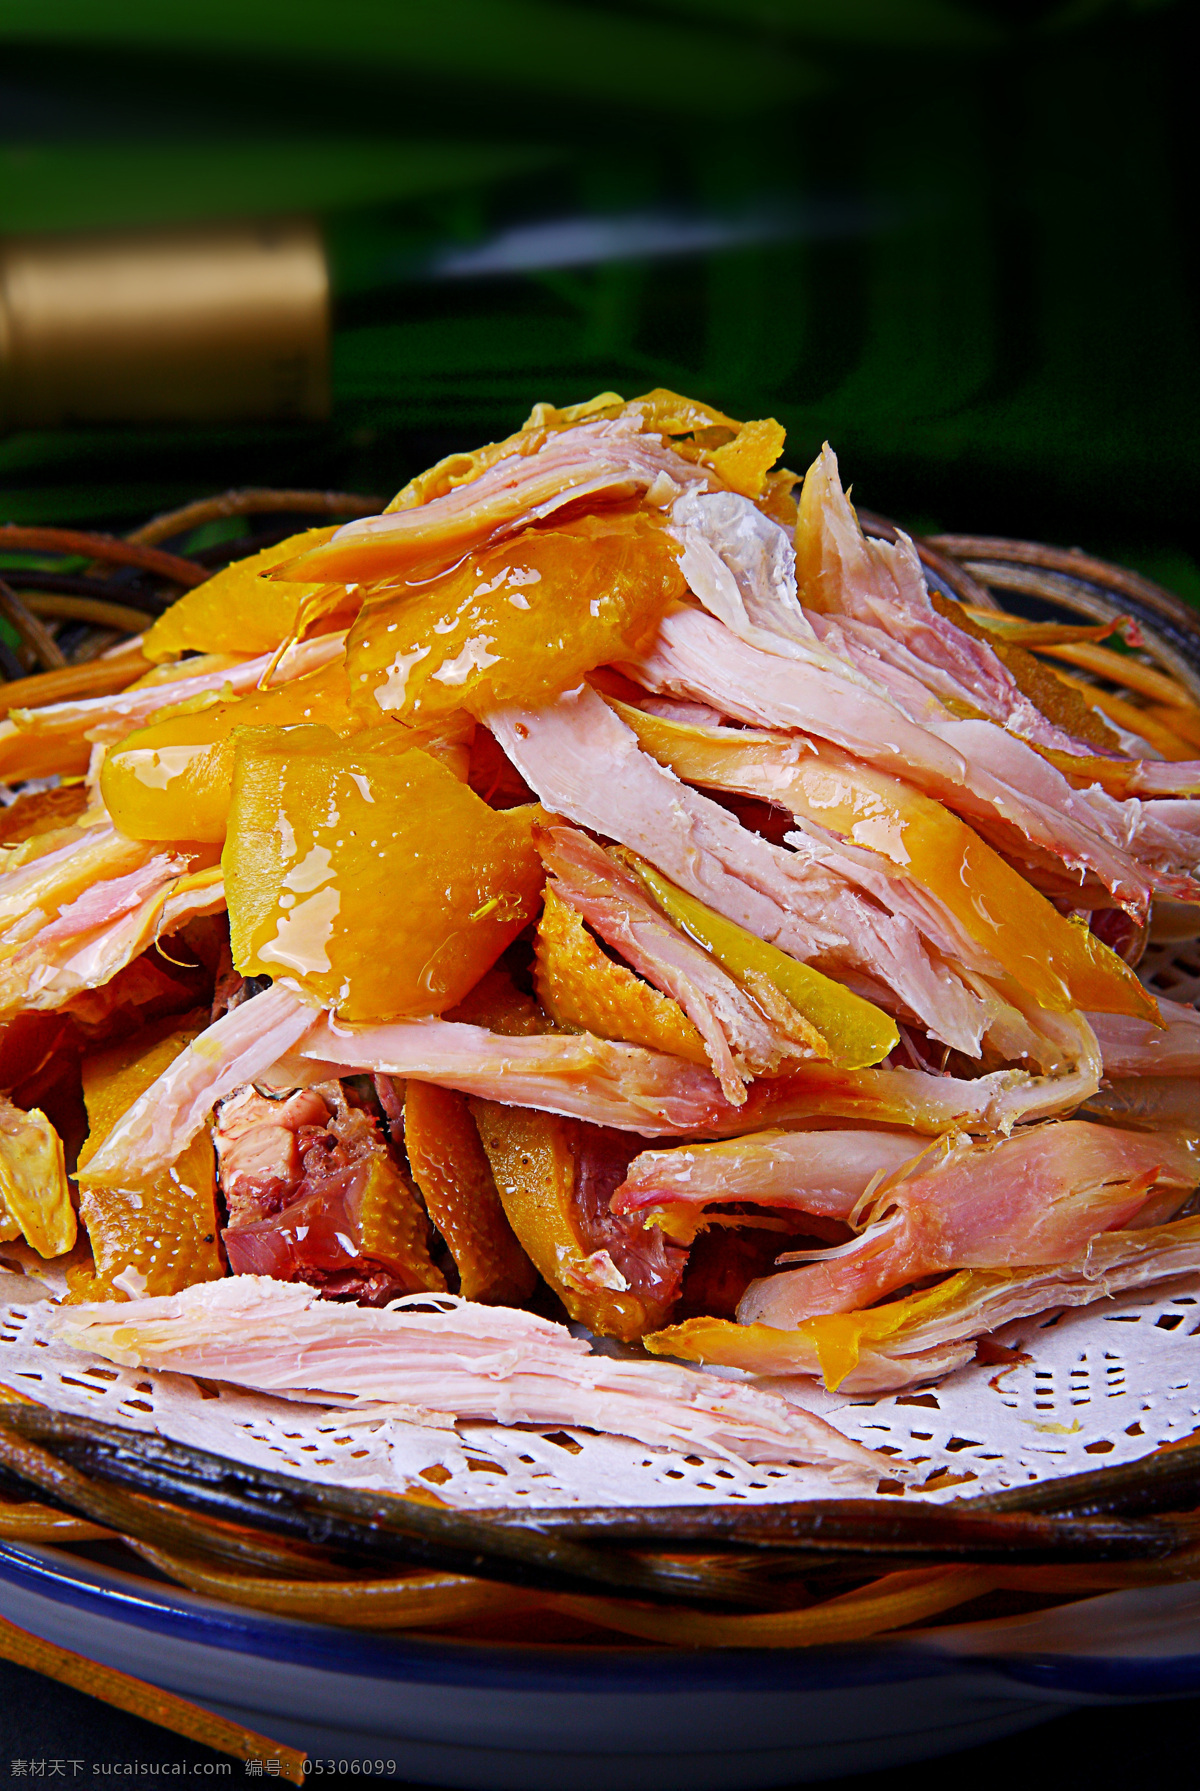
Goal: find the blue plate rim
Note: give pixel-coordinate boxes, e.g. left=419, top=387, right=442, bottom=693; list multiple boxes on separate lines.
left=7, top=1538, right=1200, bottom=1702
left=0, top=1539, right=962, bottom=1694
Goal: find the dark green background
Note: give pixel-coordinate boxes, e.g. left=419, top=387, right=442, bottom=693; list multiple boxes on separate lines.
left=1, top=0, right=1196, bottom=600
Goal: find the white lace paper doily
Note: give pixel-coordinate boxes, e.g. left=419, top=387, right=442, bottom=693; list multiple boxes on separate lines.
left=2, top=1266, right=1197, bottom=1509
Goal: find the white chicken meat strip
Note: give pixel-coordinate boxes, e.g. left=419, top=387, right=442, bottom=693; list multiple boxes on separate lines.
left=75, top=981, right=321, bottom=1186
left=738, top=1121, right=1199, bottom=1327
left=491, top=686, right=989, bottom=1053
left=53, top=1274, right=887, bottom=1476
left=613, top=1128, right=928, bottom=1228
left=629, top=605, right=1175, bottom=914
left=540, top=825, right=824, bottom=1102
left=1088, top=997, right=1200, bottom=1077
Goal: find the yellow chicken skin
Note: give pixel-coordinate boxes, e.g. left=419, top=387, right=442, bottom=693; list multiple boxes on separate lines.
left=534, top=883, right=709, bottom=1066
left=699, top=418, right=786, bottom=499
left=224, top=725, right=544, bottom=1019
left=100, top=659, right=359, bottom=844
left=141, top=527, right=347, bottom=663
left=402, top=1079, right=537, bottom=1305
left=470, top=1100, right=681, bottom=1341
left=346, top=510, right=685, bottom=725
left=617, top=703, right=1156, bottom=1023
left=75, top=1016, right=223, bottom=1301
left=103, top=661, right=478, bottom=847
left=646, top=1276, right=971, bottom=1392
left=0, top=1095, right=75, bottom=1258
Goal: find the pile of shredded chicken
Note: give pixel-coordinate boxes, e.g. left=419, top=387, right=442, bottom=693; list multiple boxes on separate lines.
left=3, top=386, right=1200, bottom=1471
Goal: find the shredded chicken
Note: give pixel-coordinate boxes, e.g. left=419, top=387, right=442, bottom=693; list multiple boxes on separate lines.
left=0, top=631, right=346, bottom=770
left=0, top=854, right=188, bottom=1019
left=76, top=982, right=319, bottom=1186
left=648, top=1213, right=1200, bottom=1393
left=491, top=687, right=991, bottom=1052
left=10, top=392, right=1200, bottom=1441
left=287, top=417, right=715, bottom=583
left=793, top=447, right=1087, bottom=752
left=290, top=1014, right=738, bottom=1134
left=881, top=1215, right=1200, bottom=1355
left=287, top=1008, right=1102, bottom=1138
left=739, top=1121, right=1199, bottom=1326
left=0, top=822, right=151, bottom=939
left=673, top=454, right=1200, bottom=899
left=629, top=606, right=1178, bottom=915
left=540, top=826, right=823, bottom=1102
left=53, top=1274, right=888, bottom=1475
left=614, top=1128, right=929, bottom=1229
left=1088, top=998, right=1200, bottom=1077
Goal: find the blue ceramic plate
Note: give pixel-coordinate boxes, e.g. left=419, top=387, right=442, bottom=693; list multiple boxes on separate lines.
left=4, top=1539, right=1200, bottom=1788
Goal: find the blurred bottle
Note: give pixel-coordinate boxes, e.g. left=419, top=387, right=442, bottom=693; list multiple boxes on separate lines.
left=0, top=219, right=329, bottom=431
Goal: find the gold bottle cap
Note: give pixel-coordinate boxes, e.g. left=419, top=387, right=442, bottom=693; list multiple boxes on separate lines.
left=0, top=218, right=330, bottom=431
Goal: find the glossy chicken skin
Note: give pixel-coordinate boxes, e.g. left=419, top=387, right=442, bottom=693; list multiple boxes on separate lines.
left=223, top=725, right=544, bottom=1020
left=100, top=660, right=359, bottom=844
left=141, top=526, right=346, bottom=663
left=402, top=1079, right=537, bottom=1305
left=346, top=509, right=685, bottom=725
left=75, top=1016, right=223, bottom=1301
left=101, top=661, right=476, bottom=847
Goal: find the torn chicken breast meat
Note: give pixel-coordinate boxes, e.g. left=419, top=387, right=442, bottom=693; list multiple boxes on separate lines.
left=51, top=1274, right=884, bottom=1475
left=738, top=1120, right=1199, bottom=1328
left=2, top=384, right=1198, bottom=1455
left=536, top=824, right=828, bottom=1101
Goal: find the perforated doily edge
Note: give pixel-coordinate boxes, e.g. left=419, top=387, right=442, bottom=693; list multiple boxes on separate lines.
left=3, top=1264, right=1199, bottom=1510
